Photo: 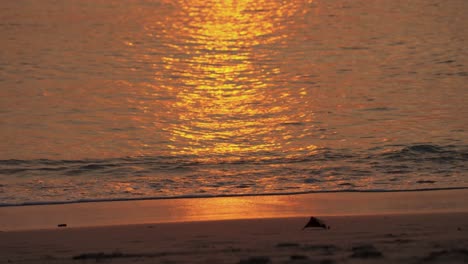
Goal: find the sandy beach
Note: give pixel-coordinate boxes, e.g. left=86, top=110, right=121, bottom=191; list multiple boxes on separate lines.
left=1, top=189, right=468, bottom=263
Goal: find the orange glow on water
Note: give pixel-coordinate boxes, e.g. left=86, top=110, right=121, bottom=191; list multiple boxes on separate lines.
left=2, top=0, right=467, bottom=203
left=156, top=0, right=317, bottom=157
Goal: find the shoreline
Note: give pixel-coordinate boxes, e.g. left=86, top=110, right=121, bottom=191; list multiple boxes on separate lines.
left=1, top=188, right=468, bottom=231
left=2, top=186, right=468, bottom=208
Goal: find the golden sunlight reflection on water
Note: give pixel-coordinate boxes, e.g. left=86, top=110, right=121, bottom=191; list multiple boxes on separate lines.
left=154, top=0, right=317, bottom=157
left=2, top=0, right=468, bottom=203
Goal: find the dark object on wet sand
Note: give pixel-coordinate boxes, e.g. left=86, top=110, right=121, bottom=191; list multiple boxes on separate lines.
left=73, top=252, right=125, bottom=260
left=238, top=256, right=271, bottom=264
left=303, top=217, right=330, bottom=230
left=290, top=255, right=308, bottom=260
left=57, top=224, right=67, bottom=227
left=421, top=249, right=468, bottom=262
left=351, top=244, right=383, bottom=259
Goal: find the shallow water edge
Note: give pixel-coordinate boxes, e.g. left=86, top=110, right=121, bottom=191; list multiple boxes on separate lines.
left=1, top=186, right=468, bottom=207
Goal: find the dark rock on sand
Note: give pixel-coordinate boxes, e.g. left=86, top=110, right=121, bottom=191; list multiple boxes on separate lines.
left=303, top=217, right=330, bottom=230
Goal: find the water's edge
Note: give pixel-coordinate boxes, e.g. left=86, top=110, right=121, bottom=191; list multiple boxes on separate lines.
left=2, top=186, right=468, bottom=208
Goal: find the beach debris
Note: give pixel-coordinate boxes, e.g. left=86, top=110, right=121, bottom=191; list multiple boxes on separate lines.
left=350, top=244, right=383, bottom=259
left=290, top=255, right=308, bottom=260
left=303, top=217, right=330, bottom=230
left=73, top=251, right=125, bottom=260
left=238, top=256, right=271, bottom=264
left=421, top=249, right=468, bottom=262
left=57, top=224, right=67, bottom=227
left=302, top=244, right=338, bottom=255
left=276, top=242, right=300, bottom=248
left=72, top=251, right=175, bottom=260
left=384, top=238, right=413, bottom=244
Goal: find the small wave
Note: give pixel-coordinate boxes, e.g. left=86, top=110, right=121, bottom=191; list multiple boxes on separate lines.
left=2, top=144, right=465, bottom=176
left=402, top=144, right=444, bottom=153
left=1, top=143, right=467, bottom=206
left=380, top=144, right=467, bottom=161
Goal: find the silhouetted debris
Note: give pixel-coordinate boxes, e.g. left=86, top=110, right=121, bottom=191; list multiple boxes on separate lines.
left=383, top=238, right=414, bottom=244
left=72, top=251, right=136, bottom=260
left=276, top=242, right=300, bottom=248
left=302, top=244, right=338, bottom=255
left=238, top=256, right=271, bottom=264
left=421, top=249, right=468, bottom=262
left=290, top=255, right=308, bottom=260
left=57, top=224, right=67, bottom=227
left=303, top=217, right=330, bottom=230
left=350, top=244, right=383, bottom=259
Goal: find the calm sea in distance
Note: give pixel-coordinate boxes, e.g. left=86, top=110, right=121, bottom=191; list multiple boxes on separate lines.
left=1, top=0, right=467, bottom=205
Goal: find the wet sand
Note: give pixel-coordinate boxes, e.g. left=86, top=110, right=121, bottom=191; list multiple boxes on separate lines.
left=1, top=190, right=468, bottom=263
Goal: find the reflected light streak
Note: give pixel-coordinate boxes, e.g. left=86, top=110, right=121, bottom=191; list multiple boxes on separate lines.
left=177, top=195, right=305, bottom=221
left=156, top=0, right=316, bottom=157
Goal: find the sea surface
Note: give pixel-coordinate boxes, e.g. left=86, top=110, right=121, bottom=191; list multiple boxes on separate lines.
left=1, top=0, right=467, bottom=206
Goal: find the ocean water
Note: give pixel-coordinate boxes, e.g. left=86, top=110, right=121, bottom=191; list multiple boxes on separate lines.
left=1, top=0, right=467, bottom=206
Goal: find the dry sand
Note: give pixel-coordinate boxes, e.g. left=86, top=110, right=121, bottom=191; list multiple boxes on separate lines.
left=1, top=190, right=468, bottom=263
